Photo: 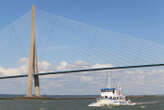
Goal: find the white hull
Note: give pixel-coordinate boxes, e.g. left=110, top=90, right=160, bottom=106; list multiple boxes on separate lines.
left=88, top=99, right=136, bottom=107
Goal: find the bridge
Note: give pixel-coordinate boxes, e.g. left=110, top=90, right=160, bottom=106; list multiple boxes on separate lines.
left=0, top=5, right=163, bottom=97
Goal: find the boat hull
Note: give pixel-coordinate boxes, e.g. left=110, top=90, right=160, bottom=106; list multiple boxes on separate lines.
left=88, top=99, right=136, bottom=107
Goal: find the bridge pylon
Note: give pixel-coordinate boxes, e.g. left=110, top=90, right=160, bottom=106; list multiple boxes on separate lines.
left=27, top=5, right=40, bottom=97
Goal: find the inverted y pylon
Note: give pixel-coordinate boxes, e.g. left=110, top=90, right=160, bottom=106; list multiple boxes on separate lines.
left=27, top=5, right=40, bottom=97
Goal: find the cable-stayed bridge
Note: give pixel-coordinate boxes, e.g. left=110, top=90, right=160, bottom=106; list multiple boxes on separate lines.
left=0, top=5, right=164, bottom=97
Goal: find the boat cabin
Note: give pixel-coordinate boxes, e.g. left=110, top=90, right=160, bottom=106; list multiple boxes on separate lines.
left=100, top=88, right=118, bottom=99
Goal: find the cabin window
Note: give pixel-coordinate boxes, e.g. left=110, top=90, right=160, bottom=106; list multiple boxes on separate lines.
left=101, top=89, right=116, bottom=92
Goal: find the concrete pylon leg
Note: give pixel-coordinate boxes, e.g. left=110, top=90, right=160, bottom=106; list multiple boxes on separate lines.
left=34, top=75, right=40, bottom=96
left=27, top=74, right=33, bottom=97
left=27, top=5, right=36, bottom=97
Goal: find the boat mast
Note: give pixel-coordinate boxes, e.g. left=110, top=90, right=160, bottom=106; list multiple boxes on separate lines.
left=105, top=71, right=110, bottom=88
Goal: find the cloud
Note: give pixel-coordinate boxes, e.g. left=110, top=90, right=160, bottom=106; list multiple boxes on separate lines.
left=0, top=57, right=28, bottom=75
left=92, top=63, right=112, bottom=68
left=0, top=57, right=163, bottom=95
left=80, top=76, right=93, bottom=82
left=38, top=61, right=52, bottom=72
left=0, top=57, right=53, bottom=76
left=19, top=57, right=28, bottom=64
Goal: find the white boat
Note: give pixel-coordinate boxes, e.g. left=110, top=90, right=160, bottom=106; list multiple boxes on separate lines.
left=88, top=72, right=135, bottom=107
left=88, top=87, right=135, bottom=107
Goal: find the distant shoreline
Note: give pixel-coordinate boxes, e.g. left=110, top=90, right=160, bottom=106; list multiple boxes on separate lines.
left=0, top=94, right=162, bottom=100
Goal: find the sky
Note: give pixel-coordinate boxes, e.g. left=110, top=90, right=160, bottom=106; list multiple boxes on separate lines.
left=0, top=0, right=164, bottom=43
left=0, top=0, right=164, bottom=95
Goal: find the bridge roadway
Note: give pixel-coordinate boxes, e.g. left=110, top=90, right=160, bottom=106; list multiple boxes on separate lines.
left=0, top=63, right=163, bottom=79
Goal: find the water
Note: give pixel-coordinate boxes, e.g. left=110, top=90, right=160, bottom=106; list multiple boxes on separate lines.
left=0, top=95, right=163, bottom=110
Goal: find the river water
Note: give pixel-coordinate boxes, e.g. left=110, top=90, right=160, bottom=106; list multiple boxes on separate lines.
left=0, top=95, right=163, bottom=110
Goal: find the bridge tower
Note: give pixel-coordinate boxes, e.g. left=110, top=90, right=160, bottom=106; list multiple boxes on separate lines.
left=27, top=5, right=40, bottom=97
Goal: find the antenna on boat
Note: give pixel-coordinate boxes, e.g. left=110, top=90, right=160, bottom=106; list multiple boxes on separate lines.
left=27, top=5, right=40, bottom=97
left=105, top=71, right=110, bottom=88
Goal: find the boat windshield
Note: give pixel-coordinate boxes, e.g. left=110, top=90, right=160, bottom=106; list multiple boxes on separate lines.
left=101, top=88, right=116, bottom=92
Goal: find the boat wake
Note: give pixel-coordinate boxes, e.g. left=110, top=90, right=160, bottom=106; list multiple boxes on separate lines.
left=88, top=101, right=135, bottom=107
left=88, top=102, right=112, bottom=107
left=88, top=101, right=158, bottom=107
left=135, top=101, right=158, bottom=105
